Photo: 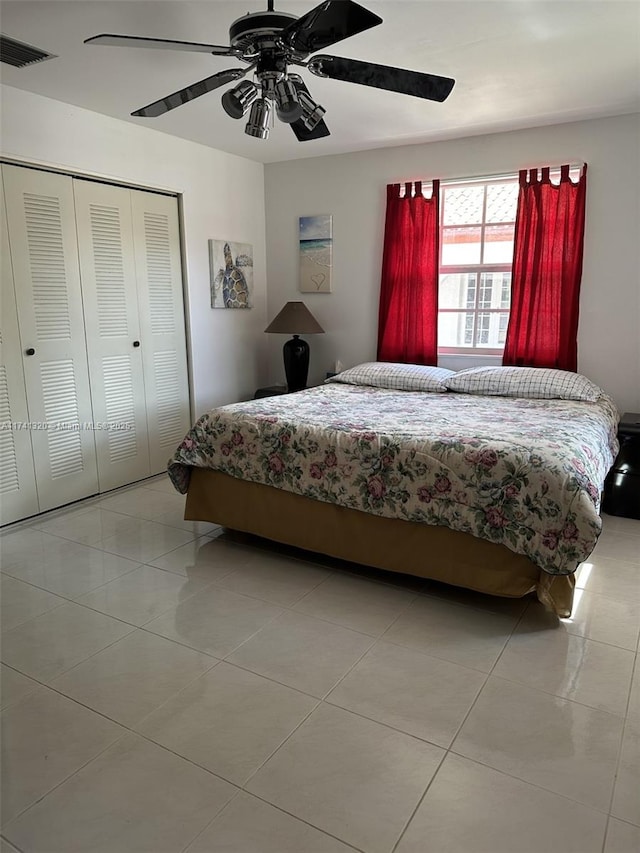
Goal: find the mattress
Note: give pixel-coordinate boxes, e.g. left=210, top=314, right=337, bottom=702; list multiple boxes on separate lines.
left=168, top=382, right=618, bottom=576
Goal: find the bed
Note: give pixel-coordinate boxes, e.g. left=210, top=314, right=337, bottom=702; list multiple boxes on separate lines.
left=168, top=364, right=619, bottom=617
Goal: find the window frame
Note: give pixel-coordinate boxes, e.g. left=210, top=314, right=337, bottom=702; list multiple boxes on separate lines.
left=438, top=175, right=518, bottom=356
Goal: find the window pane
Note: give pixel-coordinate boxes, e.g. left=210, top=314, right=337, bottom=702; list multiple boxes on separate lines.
left=442, top=226, right=482, bottom=265
left=486, top=183, right=518, bottom=223
left=442, top=186, right=484, bottom=225
left=477, top=312, right=491, bottom=345
left=500, top=273, right=512, bottom=308
left=464, top=313, right=474, bottom=345
left=476, top=312, right=508, bottom=348
left=483, top=224, right=514, bottom=263
left=478, top=273, right=493, bottom=308
left=478, top=272, right=511, bottom=308
left=439, top=273, right=477, bottom=309
left=438, top=177, right=516, bottom=354
left=438, top=311, right=475, bottom=348
left=466, top=277, right=476, bottom=309
left=498, top=312, right=509, bottom=345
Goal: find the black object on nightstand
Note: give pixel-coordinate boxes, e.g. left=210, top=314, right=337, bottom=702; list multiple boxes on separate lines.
left=603, top=412, right=640, bottom=520
left=254, top=385, right=288, bottom=400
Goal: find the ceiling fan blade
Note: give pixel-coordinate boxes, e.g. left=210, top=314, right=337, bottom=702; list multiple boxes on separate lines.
left=132, top=68, right=247, bottom=117
left=308, top=55, right=455, bottom=102
left=280, top=0, right=382, bottom=55
left=290, top=116, right=331, bottom=141
left=85, top=34, right=238, bottom=57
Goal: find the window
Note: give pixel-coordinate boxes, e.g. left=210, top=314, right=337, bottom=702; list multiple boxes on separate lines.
left=438, top=178, right=518, bottom=354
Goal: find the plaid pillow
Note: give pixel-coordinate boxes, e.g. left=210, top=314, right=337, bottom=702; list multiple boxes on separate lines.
left=326, top=362, right=454, bottom=393
left=444, top=366, right=602, bottom=401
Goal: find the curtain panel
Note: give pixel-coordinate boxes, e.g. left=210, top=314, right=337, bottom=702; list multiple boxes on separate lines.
left=503, top=164, right=587, bottom=372
left=377, top=180, right=440, bottom=365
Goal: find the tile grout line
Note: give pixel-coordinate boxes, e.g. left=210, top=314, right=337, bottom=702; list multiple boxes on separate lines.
left=3, top=573, right=633, bottom=742
left=603, top=651, right=640, bottom=832
left=1, top=563, right=143, bottom=619
left=4, top=532, right=636, bottom=698
left=7, top=553, right=636, bottom=678
left=179, top=785, right=368, bottom=853
left=2, top=723, right=133, bottom=832
left=3, top=674, right=364, bottom=853
left=3, top=501, right=638, bottom=851
left=176, top=788, right=246, bottom=853
left=0, top=833, right=26, bottom=853
left=94, top=622, right=630, bottom=849
left=2, top=615, right=144, bottom=687
left=601, top=816, right=612, bottom=853
left=0, top=474, right=173, bottom=537
left=389, top=594, right=531, bottom=853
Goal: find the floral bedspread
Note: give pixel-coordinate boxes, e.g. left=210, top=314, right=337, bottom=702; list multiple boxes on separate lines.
left=168, top=384, right=619, bottom=575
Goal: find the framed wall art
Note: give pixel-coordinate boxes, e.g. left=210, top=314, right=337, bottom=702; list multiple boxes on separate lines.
left=209, top=239, right=253, bottom=308
left=299, top=214, right=332, bottom=293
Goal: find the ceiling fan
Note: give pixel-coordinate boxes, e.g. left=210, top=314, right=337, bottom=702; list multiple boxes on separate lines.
left=85, top=0, right=455, bottom=142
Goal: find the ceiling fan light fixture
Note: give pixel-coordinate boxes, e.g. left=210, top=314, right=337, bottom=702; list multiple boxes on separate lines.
left=245, top=97, right=272, bottom=138
left=221, top=80, right=258, bottom=119
left=87, top=0, right=455, bottom=144
left=298, top=89, right=326, bottom=131
left=274, top=78, right=303, bottom=123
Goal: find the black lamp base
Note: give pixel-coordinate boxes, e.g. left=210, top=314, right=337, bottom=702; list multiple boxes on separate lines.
left=283, top=335, right=309, bottom=392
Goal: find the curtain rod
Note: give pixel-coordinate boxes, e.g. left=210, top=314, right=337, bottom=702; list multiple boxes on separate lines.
left=395, top=163, right=586, bottom=187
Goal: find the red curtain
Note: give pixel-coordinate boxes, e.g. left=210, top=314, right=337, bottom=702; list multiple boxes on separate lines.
left=377, top=180, right=440, bottom=365
left=503, top=164, right=587, bottom=371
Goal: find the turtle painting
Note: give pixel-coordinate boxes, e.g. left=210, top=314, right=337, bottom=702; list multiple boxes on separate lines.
left=209, top=240, right=253, bottom=308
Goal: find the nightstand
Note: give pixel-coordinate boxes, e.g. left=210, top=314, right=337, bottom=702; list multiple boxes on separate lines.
left=603, top=412, right=640, bottom=520
left=254, top=384, right=288, bottom=399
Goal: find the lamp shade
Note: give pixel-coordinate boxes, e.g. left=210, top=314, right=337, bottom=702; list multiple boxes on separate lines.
left=264, top=301, right=324, bottom=335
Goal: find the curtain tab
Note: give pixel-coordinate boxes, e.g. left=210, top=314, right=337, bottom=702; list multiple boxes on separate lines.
left=421, top=180, right=439, bottom=200
left=405, top=181, right=412, bottom=198
left=541, top=167, right=550, bottom=184
left=387, top=183, right=400, bottom=200
left=560, top=164, right=570, bottom=181
left=415, top=180, right=422, bottom=198
left=519, top=169, right=528, bottom=187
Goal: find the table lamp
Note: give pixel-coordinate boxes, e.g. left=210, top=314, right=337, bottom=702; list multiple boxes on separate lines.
left=265, top=301, right=325, bottom=392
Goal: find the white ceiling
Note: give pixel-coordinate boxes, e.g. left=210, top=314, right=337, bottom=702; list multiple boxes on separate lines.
left=1, top=1, right=639, bottom=164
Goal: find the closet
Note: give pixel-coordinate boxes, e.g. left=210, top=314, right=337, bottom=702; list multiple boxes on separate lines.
left=0, top=163, right=191, bottom=525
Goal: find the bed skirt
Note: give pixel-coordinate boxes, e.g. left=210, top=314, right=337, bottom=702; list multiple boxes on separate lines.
left=185, top=468, right=575, bottom=617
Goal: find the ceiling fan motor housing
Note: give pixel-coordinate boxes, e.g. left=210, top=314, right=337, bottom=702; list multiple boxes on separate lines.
left=228, top=10, right=297, bottom=53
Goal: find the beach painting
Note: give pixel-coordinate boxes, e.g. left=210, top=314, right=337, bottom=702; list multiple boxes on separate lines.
left=209, top=239, right=253, bottom=308
left=299, top=215, right=332, bottom=293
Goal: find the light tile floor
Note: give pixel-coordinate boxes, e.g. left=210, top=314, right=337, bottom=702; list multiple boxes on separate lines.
left=0, top=475, right=638, bottom=853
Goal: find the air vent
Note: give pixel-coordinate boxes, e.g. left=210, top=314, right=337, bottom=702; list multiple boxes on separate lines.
left=0, top=35, right=56, bottom=68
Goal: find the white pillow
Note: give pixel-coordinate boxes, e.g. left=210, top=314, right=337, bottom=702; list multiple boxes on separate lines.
left=444, top=366, right=602, bottom=401
left=326, top=362, right=454, bottom=393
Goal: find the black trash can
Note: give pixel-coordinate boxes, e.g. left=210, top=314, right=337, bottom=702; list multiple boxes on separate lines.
left=603, top=413, right=640, bottom=520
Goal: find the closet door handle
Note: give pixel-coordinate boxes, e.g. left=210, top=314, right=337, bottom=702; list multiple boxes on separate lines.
left=25, top=347, right=36, bottom=356
left=133, top=341, right=140, bottom=348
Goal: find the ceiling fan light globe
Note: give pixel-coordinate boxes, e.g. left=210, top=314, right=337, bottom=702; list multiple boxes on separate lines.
left=274, top=78, right=303, bottom=123
left=276, top=100, right=303, bottom=123
left=222, top=80, right=258, bottom=119
left=245, top=98, right=272, bottom=139
left=298, top=90, right=326, bottom=131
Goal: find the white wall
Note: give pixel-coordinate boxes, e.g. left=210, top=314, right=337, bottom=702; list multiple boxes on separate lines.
left=1, top=85, right=268, bottom=417
left=264, top=114, right=640, bottom=413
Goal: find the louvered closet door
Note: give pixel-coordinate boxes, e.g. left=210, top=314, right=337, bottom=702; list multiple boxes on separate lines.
left=0, top=172, right=39, bottom=524
left=74, top=180, right=151, bottom=491
left=131, top=191, right=190, bottom=473
left=2, top=165, right=98, bottom=512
